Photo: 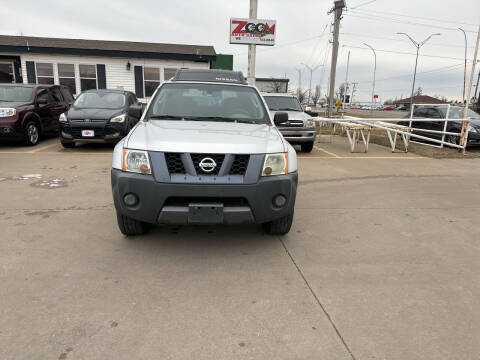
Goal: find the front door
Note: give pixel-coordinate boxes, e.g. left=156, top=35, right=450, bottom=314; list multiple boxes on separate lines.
left=0, top=62, right=15, bottom=83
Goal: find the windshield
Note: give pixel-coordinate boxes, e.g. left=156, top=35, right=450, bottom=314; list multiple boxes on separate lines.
left=264, top=96, right=303, bottom=112
left=146, top=83, right=269, bottom=124
left=0, top=86, right=33, bottom=102
left=73, top=92, right=125, bottom=109
left=440, top=107, right=480, bottom=120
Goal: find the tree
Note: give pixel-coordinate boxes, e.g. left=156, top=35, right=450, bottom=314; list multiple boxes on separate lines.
left=414, top=87, right=423, bottom=96
left=311, top=85, right=321, bottom=105
left=384, top=98, right=394, bottom=105
left=267, top=80, right=286, bottom=93
left=295, top=88, right=308, bottom=104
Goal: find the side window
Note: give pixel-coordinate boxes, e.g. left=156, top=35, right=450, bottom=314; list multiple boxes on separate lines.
left=50, top=87, right=64, bottom=103
left=413, top=108, right=427, bottom=117
left=427, top=109, right=441, bottom=119
left=60, top=87, right=74, bottom=103
left=36, top=88, right=49, bottom=102
left=127, top=94, right=134, bottom=106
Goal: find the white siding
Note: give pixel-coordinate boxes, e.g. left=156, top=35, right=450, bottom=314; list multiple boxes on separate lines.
left=14, top=53, right=209, bottom=100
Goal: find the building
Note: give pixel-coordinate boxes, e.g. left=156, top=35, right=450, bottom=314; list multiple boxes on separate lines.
left=393, top=95, right=446, bottom=108
left=254, top=78, right=289, bottom=93
left=0, top=35, right=216, bottom=100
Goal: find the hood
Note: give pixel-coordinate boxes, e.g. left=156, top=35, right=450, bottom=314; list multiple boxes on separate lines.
left=269, top=110, right=312, bottom=122
left=67, top=107, right=123, bottom=120
left=0, top=101, right=30, bottom=108
left=126, top=120, right=286, bottom=154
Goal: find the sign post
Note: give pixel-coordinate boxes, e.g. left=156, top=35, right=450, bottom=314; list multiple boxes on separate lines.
left=230, top=0, right=276, bottom=86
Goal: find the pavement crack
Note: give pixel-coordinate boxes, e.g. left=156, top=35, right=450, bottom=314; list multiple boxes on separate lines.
left=279, top=237, right=357, bottom=360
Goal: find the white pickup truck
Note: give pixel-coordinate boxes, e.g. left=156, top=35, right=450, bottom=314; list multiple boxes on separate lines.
left=111, top=69, right=298, bottom=236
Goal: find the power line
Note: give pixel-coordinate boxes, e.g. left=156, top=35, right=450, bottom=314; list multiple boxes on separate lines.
left=342, top=44, right=473, bottom=61
left=351, top=8, right=478, bottom=27
left=345, top=13, right=477, bottom=33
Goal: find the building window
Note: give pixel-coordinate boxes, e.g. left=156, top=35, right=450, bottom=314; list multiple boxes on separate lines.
left=79, top=64, right=97, bottom=91
left=36, top=63, right=54, bottom=84
left=144, top=67, right=160, bottom=97
left=58, top=64, right=76, bottom=95
left=0, top=62, right=15, bottom=83
left=164, top=68, right=178, bottom=81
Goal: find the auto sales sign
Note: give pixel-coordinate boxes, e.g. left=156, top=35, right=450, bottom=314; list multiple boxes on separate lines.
left=230, top=18, right=276, bottom=46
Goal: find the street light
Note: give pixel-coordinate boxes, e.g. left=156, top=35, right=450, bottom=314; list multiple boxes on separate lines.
left=397, top=32, right=441, bottom=117
left=363, top=43, right=376, bottom=112
left=301, top=63, right=320, bottom=105
left=458, top=28, right=468, bottom=119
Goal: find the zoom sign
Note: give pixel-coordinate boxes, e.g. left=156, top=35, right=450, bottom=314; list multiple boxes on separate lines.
left=230, top=18, right=276, bottom=46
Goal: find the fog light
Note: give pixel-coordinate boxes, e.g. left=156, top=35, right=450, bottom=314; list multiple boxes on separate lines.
left=123, top=193, right=138, bottom=206
left=273, top=194, right=287, bottom=208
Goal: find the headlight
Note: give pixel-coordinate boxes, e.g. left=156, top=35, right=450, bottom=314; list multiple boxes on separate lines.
left=122, top=149, right=151, bottom=174
left=111, top=114, right=126, bottom=123
left=0, top=108, right=16, bottom=117
left=305, top=119, right=314, bottom=127
left=262, top=153, right=288, bottom=176
left=59, top=113, right=67, bottom=122
left=468, top=125, right=477, bottom=133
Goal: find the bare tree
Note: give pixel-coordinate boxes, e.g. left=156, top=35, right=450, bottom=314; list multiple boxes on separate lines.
left=267, top=80, right=286, bottom=93
left=311, top=85, right=321, bottom=106
left=294, top=88, right=308, bottom=105
left=414, top=87, right=423, bottom=96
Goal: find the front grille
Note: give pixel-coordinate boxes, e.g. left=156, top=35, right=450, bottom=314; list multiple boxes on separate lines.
left=191, top=153, right=225, bottom=175
left=284, top=120, right=304, bottom=127
left=70, top=119, right=105, bottom=123
left=164, top=197, right=249, bottom=207
left=230, top=155, right=250, bottom=175
left=165, top=153, right=185, bottom=174
left=70, top=127, right=106, bottom=138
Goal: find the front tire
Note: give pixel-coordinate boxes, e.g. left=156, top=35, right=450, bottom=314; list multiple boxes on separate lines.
left=23, top=121, right=40, bottom=146
left=263, top=210, right=294, bottom=235
left=116, top=212, right=150, bottom=236
left=301, top=141, right=314, bottom=153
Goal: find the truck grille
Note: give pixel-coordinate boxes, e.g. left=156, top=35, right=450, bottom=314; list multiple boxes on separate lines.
left=284, top=120, right=304, bottom=127
left=163, top=153, right=250, bottom=176
left=191, top=153, right=225, bottom=175
left=165, top=153, right=185, bottom=174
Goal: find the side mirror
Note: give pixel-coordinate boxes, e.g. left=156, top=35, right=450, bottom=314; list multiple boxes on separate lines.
left=273, top=112, right=288, bottom=125
left=128, top=104, right=142, bottom=119
left=37, top=98, right=48, bottom=105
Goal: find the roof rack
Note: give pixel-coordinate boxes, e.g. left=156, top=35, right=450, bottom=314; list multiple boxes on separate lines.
left=172, top=69, right=248, bottom=85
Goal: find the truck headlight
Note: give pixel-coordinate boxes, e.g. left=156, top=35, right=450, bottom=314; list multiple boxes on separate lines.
left=468, top=126, right=477, bottom=133
left=0, top=108, right=16, bottom=117
left=122, top=149, right=151, bottom=174
left=59, top=113, right=67, bottom=122
left=262, top=153, right=288, bottom=176
left=111, top=114, right=126, bottom=123
left=305, top=119, right=314, bottom=127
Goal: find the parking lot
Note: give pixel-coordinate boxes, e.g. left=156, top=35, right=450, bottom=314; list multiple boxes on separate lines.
left=1, top=137, right=479, bottom=359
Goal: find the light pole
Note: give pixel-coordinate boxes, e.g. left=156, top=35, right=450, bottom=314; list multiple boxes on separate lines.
left=363, top=43, right=376, bottom=112
left=458, top=28, right=467, bottom=119
left=397, top=32, right=441, bottom=117
left=301, top=63, right=319, bottom=105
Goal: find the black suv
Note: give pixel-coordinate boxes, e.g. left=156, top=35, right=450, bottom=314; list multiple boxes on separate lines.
left=0, top=84, right=73, bottom=145
left=59, top=89, right=142, bottom=148
left=401, top=106, right=480, bottom=146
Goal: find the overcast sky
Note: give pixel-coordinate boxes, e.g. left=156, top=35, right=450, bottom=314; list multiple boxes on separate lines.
left=1, top=0, right=479, bottom=102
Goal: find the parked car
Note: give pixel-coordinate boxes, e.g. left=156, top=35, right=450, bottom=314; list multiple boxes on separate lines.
left=0, top=83, right=73, bottom=146
left=400, top=106, right=480, bottom=146
left=59, top=89, right=143, bottom=148
left=262, top=93, right=316, bottom=152
left=111, top=69, right=298, bottom=236
left=381, top=105, right=395, bottom=111
left=396, top=105, right=407, bottom=111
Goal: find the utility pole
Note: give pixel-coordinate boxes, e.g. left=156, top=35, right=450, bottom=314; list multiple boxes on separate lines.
left=460, top=24, right=480, bottom=152
left=301, top=63, right=319, bottom=105
left=247, top=0, right=258, bottom=86
left=327, top=0, right=346, bottom=117
left=295, top=67, right=302, bottom=93
left=363, top=43, right=376, bottom=112
left=350, top=82, right=357, bottom=105
left=342, top=50, right=350, bottom=109
left=474, top=69, right=480, bottom=106
left=458, top=28, right=467, bottom=119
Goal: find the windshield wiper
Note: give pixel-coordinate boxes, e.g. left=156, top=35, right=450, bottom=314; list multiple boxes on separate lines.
left=148, top=115, right=187, bottom=120
left=276, top=108, right=301, bottom=111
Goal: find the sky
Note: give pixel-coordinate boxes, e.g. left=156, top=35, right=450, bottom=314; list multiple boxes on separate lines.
left=1, top=0, right=479, bottom=102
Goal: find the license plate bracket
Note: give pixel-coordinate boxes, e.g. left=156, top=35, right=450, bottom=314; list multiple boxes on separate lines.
left=188, top=203, right=224, bottom=224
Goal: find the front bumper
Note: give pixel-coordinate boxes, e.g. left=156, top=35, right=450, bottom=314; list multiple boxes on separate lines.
left=278, top=126, right=316, bottom=143
left=60, top=122, right=126, bottom=142
left=111, top=169, right=297, bottom=225
left=0, top=116, right=21, bottom=139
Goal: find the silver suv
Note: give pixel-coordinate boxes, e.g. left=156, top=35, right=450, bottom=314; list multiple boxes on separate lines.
left=111, top=69, right=298, bottom=236
left=263, top=93, right=316, bottom=152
